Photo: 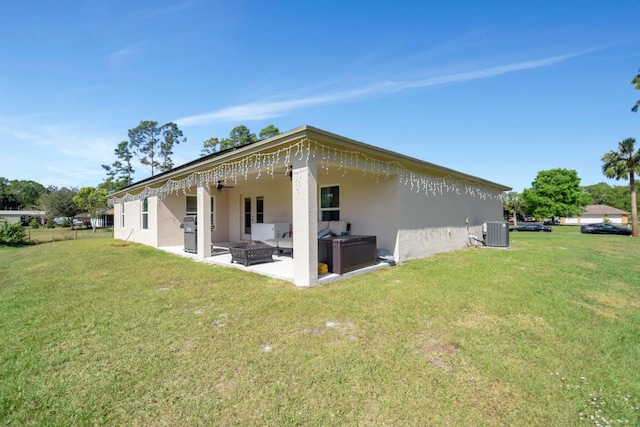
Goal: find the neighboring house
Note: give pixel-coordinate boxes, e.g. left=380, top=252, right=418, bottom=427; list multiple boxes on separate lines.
left=75, top=213, right=91, bottom=227
left=76, top=208, right=114, bottom=228
left=97, top=207, right=114, bottom=228
left=109, top=125, right=510, bottom=287
left=53, top=217, right=83, bottom=226
left=562, top=204, right=629, bottom=225
left=0, top=210, right=46, bottom=225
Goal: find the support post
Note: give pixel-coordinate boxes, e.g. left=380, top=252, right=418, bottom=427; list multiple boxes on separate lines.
left=197, top=184, right=212, bottom=259
left=292, top=156, right=318, bottom=287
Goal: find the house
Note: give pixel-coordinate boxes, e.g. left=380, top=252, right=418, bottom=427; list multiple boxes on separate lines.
left=97, top=207, right=114, bottom=228
left=109, top=126, right=510, bottom=287
left=76, top=208, right=115, bottom=228
left=561, top=204, right=629, bottom=225
left=0, top=209, right=46, bottom=225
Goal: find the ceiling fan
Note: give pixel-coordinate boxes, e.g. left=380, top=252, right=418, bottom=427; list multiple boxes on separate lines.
left=215, top=181, right=234, bottom=192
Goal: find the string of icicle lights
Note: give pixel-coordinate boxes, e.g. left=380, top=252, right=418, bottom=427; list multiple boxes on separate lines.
left=108, top=138, right=503, bottom=205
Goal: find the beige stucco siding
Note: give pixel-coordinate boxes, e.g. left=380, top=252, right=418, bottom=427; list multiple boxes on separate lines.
left=113, top=201, right=128, bottom=240
left=113, top=203, right=122, bottom=237
left=160, top=190, right=232, bottom=246
left=157, top=194, right=186, bottom=247
left=317, top=170, right=399, bottom=255
left=224, top=175, right=293, bottom=242
left=395, top=182, right=502, bottom=261
left=212, top=190, right=230, bottom=243
left=113, top=199, right=157, bottom=247
left=113, top=168, right=503, bottom=265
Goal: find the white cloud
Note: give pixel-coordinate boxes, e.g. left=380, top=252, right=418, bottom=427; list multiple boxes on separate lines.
left=176, top=51, right=587, bottom=126
left=40, top=125, right=115, bottom=161
left=106, top=43, right=145, bottom=67
left=0, top=116, right=120, bottom=187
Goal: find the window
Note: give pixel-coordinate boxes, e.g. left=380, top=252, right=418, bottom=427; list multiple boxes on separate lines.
left=211, top=197, right=216, bottom=230
left=121, top=204, right=125, bottom=228
left=256, top=196, right=263, bottom=223
left=186, top=196, right=197, bottom=216
left=186, top=195, right=216, bottom=230
left=320, top=185, right=340, bottom=221
left=141, top=198, right=148, bottom=230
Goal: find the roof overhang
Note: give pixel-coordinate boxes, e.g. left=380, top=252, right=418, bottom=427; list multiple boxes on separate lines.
left=109, top=125, right=510, bottom=202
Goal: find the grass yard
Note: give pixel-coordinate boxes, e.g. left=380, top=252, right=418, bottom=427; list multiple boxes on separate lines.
left=1, top=227, right=639, bottom=425
left=22, top=226, right=113, bottom=244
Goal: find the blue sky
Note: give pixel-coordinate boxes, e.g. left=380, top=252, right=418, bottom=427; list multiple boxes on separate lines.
left=1, top=0, right=639, bottom=193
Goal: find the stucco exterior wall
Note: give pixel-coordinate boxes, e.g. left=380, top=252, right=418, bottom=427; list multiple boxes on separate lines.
left=113, top=203, right=122, bottom=238
left=113, top=168, right=503, bottom=265
left=162, top=190, right=232, bottom=246
left=207, top=165, right=400, bottom=253
left=112, top=199, right=157, bottom=246
left=395, top=182, right=502, bottom=261
left=157, top=194, right=186, bottom=247
left=118, top=197, right=158, bottom=247
left=212, top=190, right=230, bottom=243
left=316, top=170, right=399, bottom=254
left=224, top=175, right=293, bottom=242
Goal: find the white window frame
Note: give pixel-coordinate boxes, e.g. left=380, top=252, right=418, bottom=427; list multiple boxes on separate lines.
left=186, top=195, right=197, bottom=216
left=211, top=196, right=216, bottom=230
left=320, top=184, right=340, bottom=221
left=141, top=198, right=148, bottom=230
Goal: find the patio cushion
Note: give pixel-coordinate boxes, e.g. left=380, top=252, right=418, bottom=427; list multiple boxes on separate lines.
left=328, top=221, right=347, bottom=235
left=318, top=228, right=332, bottom=238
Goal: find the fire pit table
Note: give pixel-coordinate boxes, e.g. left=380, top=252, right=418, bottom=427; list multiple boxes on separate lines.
left=229, top=241, right=276, bottom=266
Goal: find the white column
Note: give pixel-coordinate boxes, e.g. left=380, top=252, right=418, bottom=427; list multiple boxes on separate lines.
left=292, top=156, right=318, bottom=287
left=197, top=184, right=212, bottom=259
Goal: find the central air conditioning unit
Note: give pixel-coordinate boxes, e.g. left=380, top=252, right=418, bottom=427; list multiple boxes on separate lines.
left=483, top=221, right=509, bottom=248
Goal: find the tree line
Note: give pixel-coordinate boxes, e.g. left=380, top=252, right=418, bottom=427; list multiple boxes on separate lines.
left=200, top=124, right=280, bottom=156
left=503, top=170, right=635, bottom=221
left=0, top=181, right=107, bottom=231
left=101, top=122, right=279, bottom=193
left=1, top=123, right=281, bottom=234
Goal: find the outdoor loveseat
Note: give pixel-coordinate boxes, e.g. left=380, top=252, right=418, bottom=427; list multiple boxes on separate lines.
left=264, top=220, right=350, bottom=257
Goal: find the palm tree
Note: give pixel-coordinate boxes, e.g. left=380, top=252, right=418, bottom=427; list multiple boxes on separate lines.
left=632, top=68, right=640, bottom=112
left=601, top=138, right=640, bottom=237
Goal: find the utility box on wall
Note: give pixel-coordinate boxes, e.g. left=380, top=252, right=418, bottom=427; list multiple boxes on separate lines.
left=483, top=221, right=509, bottom=248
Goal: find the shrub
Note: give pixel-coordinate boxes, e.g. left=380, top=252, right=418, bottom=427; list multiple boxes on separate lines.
left=45, top=221, right=56, bottom=229
left=0, top=219, right=27, bottom=245
left=60, top=219, right=71, bottom=228
left=29, top=219, right=40, bottom=229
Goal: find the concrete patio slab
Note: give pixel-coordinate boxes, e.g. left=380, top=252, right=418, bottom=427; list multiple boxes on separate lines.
left=158, top=244, right=390, bottom=286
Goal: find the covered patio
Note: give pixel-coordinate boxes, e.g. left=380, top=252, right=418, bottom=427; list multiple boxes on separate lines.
left=158, top=244, right=390, bottom=285
left=110, top=125, right=508, bottom=287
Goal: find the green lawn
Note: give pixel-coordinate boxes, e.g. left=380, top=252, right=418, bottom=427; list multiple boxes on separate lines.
left=22, top=226, right=113, bottom=244
left=1, top=228, right=639, bottom=425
